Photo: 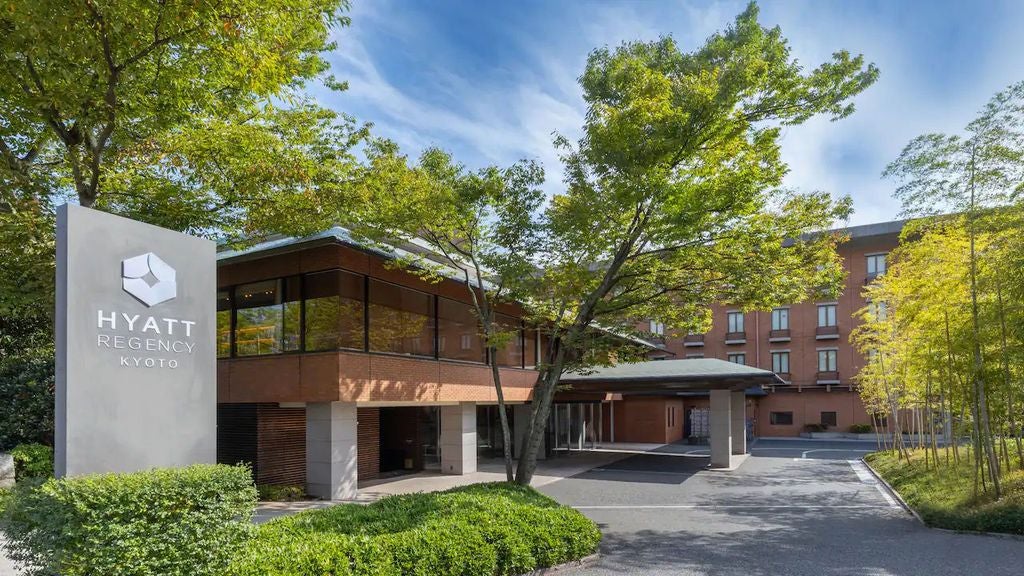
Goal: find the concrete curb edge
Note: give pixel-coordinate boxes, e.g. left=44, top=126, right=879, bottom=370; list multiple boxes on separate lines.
left=521, top=553, right=600, bottom=575
left=861, top=457, right=1024, bottom=542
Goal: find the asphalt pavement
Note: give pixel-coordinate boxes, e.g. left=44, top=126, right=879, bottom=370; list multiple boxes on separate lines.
left=540, top=438, right=1024, bottom=576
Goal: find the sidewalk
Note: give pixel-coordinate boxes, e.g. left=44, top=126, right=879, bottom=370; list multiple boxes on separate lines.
left=256, top=450, right=634, bottom=523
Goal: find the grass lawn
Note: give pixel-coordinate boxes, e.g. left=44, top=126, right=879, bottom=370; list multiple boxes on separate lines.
left=866, top=447, right=1024, bottom=535
left=229, top=482, right=601, bottom=576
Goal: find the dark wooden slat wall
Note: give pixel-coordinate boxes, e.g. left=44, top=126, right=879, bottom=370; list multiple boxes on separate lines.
left=255, top=404, right=306, bottom=486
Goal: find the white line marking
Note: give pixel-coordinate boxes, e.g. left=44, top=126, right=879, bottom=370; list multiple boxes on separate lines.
left=848, top=460, right=900, bottom=508
left=801, top=448, right=873, bottom=458
left=575, top=504, right=894, bottom=510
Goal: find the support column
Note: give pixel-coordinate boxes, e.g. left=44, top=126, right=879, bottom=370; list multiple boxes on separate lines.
left=731, top=390, right=747, bottom=455
left=441, top=403, right=477, bottom=474
left=305, top=402, right=358, bottom=500
left=709, top=389, right=732, bottom=468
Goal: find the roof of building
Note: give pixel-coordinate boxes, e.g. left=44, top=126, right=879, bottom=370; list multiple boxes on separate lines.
left=560, top=358, right=783, bottom=392
left=838, top=219, right=909, bottom=240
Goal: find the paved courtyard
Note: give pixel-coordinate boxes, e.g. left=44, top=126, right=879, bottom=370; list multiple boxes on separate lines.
left=540, top=439, right=1024, bottom=576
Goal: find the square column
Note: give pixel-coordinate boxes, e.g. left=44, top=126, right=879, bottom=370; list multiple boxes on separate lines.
left=306, top=402, right=358, bottom=500
left=513, top=404, right=545, bottom=460
left=441, top=403, right=477, bottom=474
left=709, top=389, right=732, bottom=468
left=731, top=390, right=747, bottom=455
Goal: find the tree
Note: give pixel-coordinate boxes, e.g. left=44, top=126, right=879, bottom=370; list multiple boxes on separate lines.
left=883, top=81, right=1024, bottom=497
left=513, top=2, right=877, bottom=484
left=0, top=0, right=367, bottom=446
left=355, top=144, right=546, bottom=481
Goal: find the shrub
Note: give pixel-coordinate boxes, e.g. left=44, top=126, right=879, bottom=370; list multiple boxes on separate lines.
left=229, top=482, right=601, bottom=576
left=803, top=423, right=826, bottom=433
left=258, top=484, right=306, bottom=501
left=849, top=423, right=873, bottom=434
left=0, top=463, right=257, bottom=576
left=10, top=443, right=53, bottom=481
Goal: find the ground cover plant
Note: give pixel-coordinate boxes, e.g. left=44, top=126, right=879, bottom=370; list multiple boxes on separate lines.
left=229, top=482, right=601, bottom=576
left=867, top=448, right=1024, bottom=535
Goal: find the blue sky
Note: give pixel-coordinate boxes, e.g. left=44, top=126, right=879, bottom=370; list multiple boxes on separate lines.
left=314, top=0, right=1024, bottom=226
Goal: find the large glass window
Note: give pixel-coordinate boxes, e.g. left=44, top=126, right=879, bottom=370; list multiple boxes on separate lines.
left=437, top=297, right=484, bottom=362
left=494, top=314, right=524, bottom=367
left=368, top=280, right=435, bottom=356
left=866, top=253, right=887, bottom=276
left=304, top=270, right=365, bottom=351
left=771, top=308, right=789, bottom=331
left=771, top=351, right=790, bottom=374
left=727, top=353, right=746, bottom=365
left=818, top=349, right=838, bottom=372
left=817, top=304, right=837, bottom=327
left=216, top=290, right=232, bottom=358
left=727, top=311, right=744, bottom=333
left=234, top=278, right=301, bottom=356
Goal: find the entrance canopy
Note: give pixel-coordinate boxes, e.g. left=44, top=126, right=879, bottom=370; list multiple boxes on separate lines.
left=560, top=358, right=783, bottom=394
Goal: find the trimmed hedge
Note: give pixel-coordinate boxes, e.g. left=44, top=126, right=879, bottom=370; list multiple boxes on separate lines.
left=229, top=482, right=601, bottom=576
left=0, top=464, right=257, bottom=576
left=10, top=443, right=53, bottom=481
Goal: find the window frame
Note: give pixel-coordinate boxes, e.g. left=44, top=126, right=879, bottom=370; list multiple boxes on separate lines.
left=771, top=350, right=790, bottom=374
left=770, top=411, right=794, bottom=426
left=770, top=307, right=789, bottom=331
left=817, top=303, right=837, bottom=328
left=817, top=348, right=838, bottom=372
left=866, top=253, right=887, bottom=276
left=727, top=353, right=746, bottom=365
left=726, top=311, right=744, bottom=333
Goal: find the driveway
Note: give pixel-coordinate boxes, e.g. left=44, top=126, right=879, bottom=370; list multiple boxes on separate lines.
left=540, top=439, right=1024, bottom=576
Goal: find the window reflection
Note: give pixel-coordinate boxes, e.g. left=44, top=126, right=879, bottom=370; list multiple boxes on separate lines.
left=494, top=314, right=524, bottom=368
left=438, top=297, right=484, bottom=362
left=368, top=279, right=435, bottom=356
left=234, top=278, right=300, bottom=356
left=304, top=270, right=365, bottom=351
left=216, top=290, right=231, bottom=358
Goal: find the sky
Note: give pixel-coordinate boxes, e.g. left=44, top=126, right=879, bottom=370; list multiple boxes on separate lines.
left=313, top=0, right=1024, bottom=227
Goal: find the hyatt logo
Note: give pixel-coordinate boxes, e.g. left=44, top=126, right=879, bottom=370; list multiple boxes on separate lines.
left=122, top=252, right=177, bottom=307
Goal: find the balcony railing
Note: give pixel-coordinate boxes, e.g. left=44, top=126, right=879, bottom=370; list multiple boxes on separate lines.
left=815, top=325, right=839, bottom=339
left=768, top=329, right=790, bottom=341
left=816, top=371, right=840, bottom=383
left=724, top=331, right=747, bottom=344
left=683, top=334, right=704, bottom=347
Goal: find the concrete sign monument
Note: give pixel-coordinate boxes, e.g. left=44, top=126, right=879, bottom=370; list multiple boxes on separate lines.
left=55, top=204, right=216, bottom=477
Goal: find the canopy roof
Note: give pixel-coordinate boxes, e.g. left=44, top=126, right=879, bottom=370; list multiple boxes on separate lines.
left=560, top=358, right=783, bottom=393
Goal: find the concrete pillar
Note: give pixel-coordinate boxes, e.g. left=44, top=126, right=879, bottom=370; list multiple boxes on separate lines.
left=441, top=403, right=477, bottom=474
left=305, top=401, right=358, bottom=500
left=731, top=390, right=747, bottom=455
left=709, top=389, right=732, bottom=468
left=513, top=404, right=545, bottom=460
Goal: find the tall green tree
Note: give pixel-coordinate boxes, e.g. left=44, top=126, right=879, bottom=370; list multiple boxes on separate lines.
left=0, top=0, right=367, bottom=446
left=883, top=81, right=1024, bottom=497
left=514, top=2, right=876, bottom=484
left=355, top=144, right=545, bottom=481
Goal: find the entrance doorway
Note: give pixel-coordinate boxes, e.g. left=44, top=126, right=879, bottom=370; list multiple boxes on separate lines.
left=550, top=402, right=602, bottom=452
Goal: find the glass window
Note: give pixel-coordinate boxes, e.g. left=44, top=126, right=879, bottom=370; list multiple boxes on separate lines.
left=650, top=320, right=665, bottom=336
left=437, top=297, right=483, bottom=362
left=304, top=270, right=365, bottom=352
left=821, top=411, right=838, bottom=427
left=234, top=278, right=301, bottom=356
left=494, top=314, right=524, bottom=367
left=368, top=280, right=435, bottom=356
left=727, top=312, right=744, bottom=333
left=727, top=353, right=746, bottom=365
left=867, top=253, right=887, bottom=276
left=818, top=349, right=838, bottom=372
left=217, top=290, right=231, bottom=358
left=524, top=328, right=538, bottom=369
left=869, top=300, right=888, bottom=322
left=771, top=351, right=790, bottom=374
left=771, top=308, right=789, bottom=331
left=770, top=412, right=794, bottom=425
left=817, top=304, right=837, bottom=327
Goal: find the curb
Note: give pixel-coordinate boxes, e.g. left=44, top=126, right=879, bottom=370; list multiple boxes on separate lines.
left=861, top=457, right=1024, bottom=542
left=521, top=553, right=600, bottom=575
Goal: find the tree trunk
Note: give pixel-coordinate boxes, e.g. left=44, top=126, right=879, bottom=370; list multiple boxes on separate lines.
left=515, top=340, right=568, bottom=485
left=488, top=349, right=515, bottom=482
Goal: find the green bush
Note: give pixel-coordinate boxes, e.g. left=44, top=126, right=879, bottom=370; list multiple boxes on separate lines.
left=258, top=483, right=306, bottom=501
left=849, top=423, right=873, bottom=434
left=803, top=423, right=826, bottom=433
left=229, top=482, right=601, bottom=576
left=10, top=443, right=53, bottom=481
left=0, top=463, right=257, bottom=576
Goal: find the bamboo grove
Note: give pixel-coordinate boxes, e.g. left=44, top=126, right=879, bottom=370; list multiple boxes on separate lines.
left=851, top=82, right=1024, bottom=500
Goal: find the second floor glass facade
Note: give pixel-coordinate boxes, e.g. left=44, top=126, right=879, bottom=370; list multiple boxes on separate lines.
left=217, top=268, right=536, bottom=369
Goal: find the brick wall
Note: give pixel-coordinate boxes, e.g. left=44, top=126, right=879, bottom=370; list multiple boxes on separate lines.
left=357, top=408, right=380, bottom=480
